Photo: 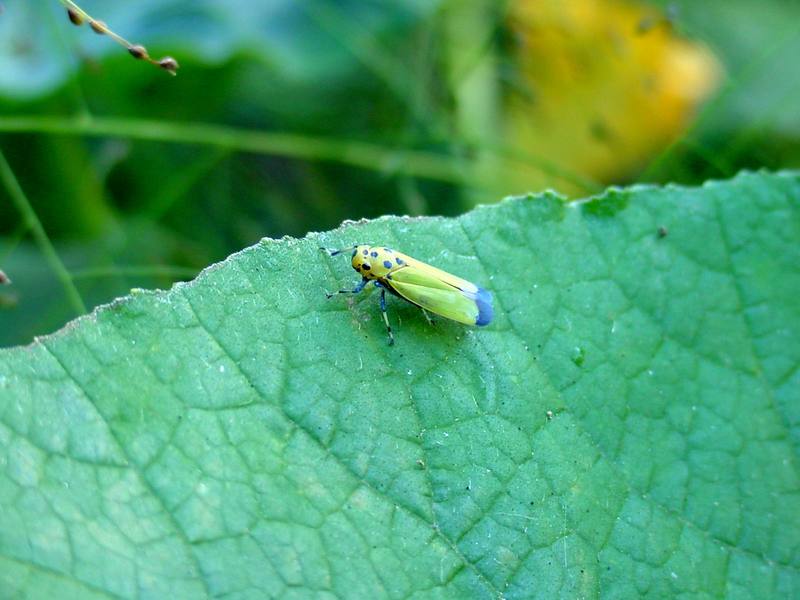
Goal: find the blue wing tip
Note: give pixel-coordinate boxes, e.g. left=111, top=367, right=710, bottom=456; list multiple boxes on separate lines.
left=475, top=287, right=493, bottom=326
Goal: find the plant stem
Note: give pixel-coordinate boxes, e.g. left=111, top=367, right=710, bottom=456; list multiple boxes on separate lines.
left=0, top=115, right=598, bottom=193
left=0, top=149, right=86, bottom=315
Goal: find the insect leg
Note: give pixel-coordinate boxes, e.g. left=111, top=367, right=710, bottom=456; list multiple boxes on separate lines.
left=325, top=278, right=368, bottom=299
left=379, top=287, right=395, bottom=346
left=421, top=308, right=435, bottom=326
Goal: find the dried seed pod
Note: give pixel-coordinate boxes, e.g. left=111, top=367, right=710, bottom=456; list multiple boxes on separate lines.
left=89, top=19, right=107, bottom=34
left=158, top=56, right=179, bottom=75
left=128, top=45, right=149, bottom=60
left=67, top=7, right=84, bottom=25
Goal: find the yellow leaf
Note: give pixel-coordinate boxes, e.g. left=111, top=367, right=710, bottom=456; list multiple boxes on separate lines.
left=502, top=0, right=722, bottom=195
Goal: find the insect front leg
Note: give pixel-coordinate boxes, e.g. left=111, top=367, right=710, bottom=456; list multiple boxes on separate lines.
left=325, top=277, right=368, bottom=299
left=378, top=285, right=395, bottom=346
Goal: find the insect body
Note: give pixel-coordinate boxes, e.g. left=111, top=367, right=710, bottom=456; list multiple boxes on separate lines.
left=323, top=244, right=493, bottom=345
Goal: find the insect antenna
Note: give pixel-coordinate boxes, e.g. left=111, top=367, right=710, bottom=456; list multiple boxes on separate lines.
left=320, top=245, right=358, bottom=257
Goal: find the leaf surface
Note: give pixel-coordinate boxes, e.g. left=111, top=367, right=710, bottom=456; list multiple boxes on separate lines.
left=1, top=172, right=799, bottom=598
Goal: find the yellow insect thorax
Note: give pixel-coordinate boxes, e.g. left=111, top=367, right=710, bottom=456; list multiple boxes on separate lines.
left=351, top=245, right=405, bottom=280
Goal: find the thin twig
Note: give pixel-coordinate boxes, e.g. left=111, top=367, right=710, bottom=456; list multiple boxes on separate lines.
left=57, top=0, right=179, bottom=75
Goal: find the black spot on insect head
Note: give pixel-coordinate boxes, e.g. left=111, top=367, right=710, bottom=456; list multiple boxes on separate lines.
left=383, top=260, right=392, bottom=269
left=362, top=263, right=371, bottom=270
left=370, top=251, right=378, bottom=258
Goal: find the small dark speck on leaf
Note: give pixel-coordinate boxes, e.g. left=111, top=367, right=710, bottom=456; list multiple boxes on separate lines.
left=658, top=225, right=669, bottom=238
left=571, top=346, right=585, bottom=367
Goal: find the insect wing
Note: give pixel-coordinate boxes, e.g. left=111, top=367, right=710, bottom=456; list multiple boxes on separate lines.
left=387, top=264, right=493, bottom=326
left=391, top=252, right=479, bottom=293
left=388, top=279, right=479, bottom=325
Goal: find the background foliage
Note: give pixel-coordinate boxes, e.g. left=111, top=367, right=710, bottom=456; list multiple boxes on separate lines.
left=0, top=0, right=799, bottom=344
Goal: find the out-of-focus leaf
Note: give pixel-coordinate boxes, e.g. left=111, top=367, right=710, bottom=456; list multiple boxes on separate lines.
left=640, top=0, right=800, bottom=182
left=659, top=0, right=800, bottom=137
left=0, top=223, right=199, bottom=347
left=0, top=171, right=798, bottom=597
left=500, top=0, right=721, bottom=195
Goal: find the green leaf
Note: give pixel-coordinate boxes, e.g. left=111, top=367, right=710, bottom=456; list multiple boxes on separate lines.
left=1, top=171, right=799, bottom=598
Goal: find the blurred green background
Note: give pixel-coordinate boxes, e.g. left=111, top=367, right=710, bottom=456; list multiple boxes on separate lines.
left=1, top=0, right=799, bottom=347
